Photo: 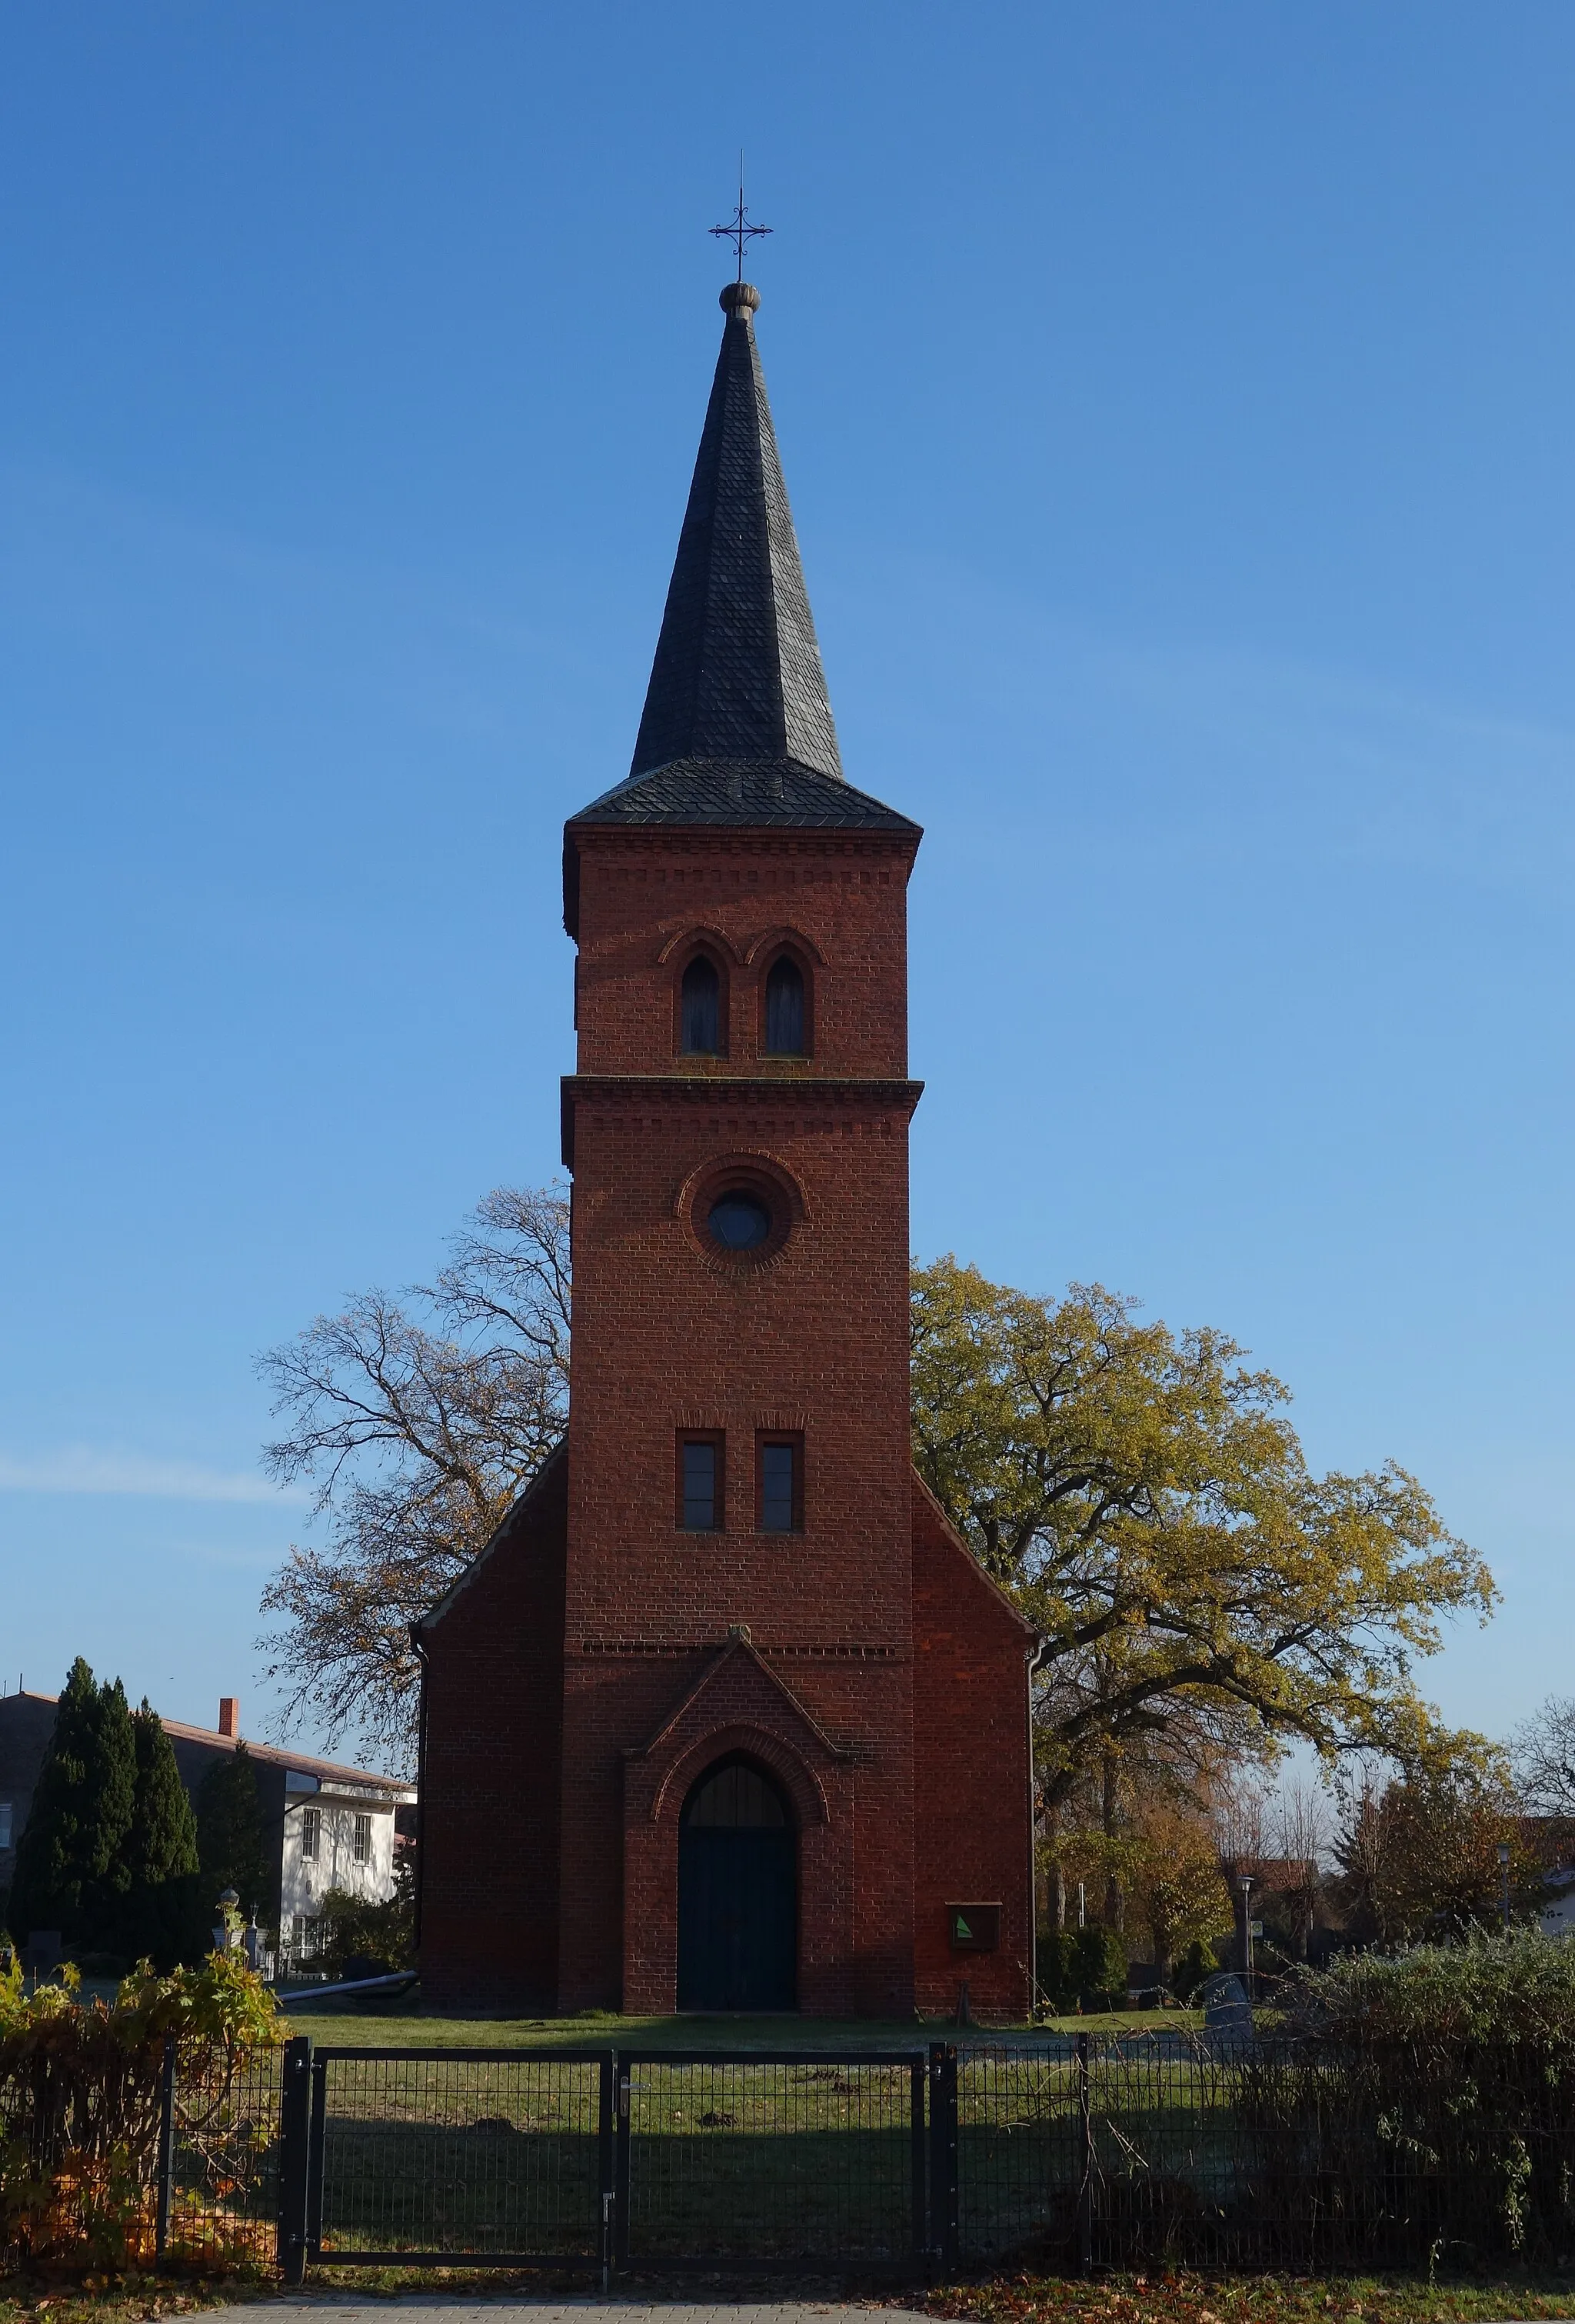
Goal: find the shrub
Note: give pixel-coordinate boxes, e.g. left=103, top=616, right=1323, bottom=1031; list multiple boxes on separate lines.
left=1038, top=1924, right=1128, bottom=2012
left=1170, top=1936, right=1218, bottom=2002
left=0, top=1947, right=281, bottom=2268
left=1259, top=1929, right=1575, bottom=2259
left=315, top=1851, right=415, bottom=1980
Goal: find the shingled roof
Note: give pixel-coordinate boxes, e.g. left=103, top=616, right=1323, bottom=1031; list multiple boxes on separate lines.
left=567, top=282, right=917, bottom=866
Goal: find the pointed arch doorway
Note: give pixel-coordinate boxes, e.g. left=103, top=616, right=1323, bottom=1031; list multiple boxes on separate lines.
left=677, top=1754, right=797, bottom=2011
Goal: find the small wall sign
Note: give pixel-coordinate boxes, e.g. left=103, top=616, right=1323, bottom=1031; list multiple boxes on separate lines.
left=948, top=1902, right=1001, bottom=1952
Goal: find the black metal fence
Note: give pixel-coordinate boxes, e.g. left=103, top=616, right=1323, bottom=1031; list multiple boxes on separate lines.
left=136, top=2029, right=1575, bottom=2281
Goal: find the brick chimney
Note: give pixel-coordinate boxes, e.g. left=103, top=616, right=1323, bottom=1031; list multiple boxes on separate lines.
left=218, top=1697, right=239, bottom=1739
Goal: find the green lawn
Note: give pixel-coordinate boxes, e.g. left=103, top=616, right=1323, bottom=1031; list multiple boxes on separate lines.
left=276, top=1999, right=1199, bottom=2046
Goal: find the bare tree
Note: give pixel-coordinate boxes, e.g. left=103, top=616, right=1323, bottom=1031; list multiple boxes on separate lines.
left=256, top=1185, right=571, bottom=1769
left=1274, top=1779, right=1330, bottom=1959
left=1512, top=1695, right=1575, bottom=1816
left=1212, top=1770, right=1271, bottom=1885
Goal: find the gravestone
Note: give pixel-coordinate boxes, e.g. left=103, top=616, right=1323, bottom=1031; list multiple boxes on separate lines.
left=1200, top=1969, right=1254, bottom=2051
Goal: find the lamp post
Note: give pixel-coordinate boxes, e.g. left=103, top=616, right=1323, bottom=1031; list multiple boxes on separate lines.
left=1498, top=1841, right=1512, bottom=1934
left=1237, top=1875, right=1256, bottom=1999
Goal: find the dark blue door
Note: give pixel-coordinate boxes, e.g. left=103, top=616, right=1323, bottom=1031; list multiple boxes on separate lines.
left=677, top=1757, right=797, bottom=2011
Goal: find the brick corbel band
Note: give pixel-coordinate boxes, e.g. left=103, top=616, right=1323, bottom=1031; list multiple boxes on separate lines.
left=560, top=1074, right=924, bottom=1169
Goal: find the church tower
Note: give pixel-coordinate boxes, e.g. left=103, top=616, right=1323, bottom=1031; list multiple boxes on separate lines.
left=416, top=282, right=1035, bottom=2019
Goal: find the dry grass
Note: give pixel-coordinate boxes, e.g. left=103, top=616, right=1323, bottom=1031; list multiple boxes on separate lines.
left=0, top=2272, right=264, bottom=2324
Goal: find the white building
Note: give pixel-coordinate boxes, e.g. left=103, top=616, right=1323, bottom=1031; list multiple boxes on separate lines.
left=1538, top=1867, right=1575, bottom=1939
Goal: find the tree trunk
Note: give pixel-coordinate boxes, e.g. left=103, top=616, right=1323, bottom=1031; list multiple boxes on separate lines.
left=1101, top=1749, right=1124, bottom=1929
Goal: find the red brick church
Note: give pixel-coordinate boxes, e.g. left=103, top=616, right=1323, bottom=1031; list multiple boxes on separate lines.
left=415, top=279, right=1037, bottom=2019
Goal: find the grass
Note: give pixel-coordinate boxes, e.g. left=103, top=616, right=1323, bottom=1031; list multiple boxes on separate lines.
left=6, top=2264, right=1575, bottom=2322
left=275, top=2001, right=1200, bottom=2047
left=918, top=2269, right=1575, bottom=2324
left=0, top=2275, right=266, bottom=2324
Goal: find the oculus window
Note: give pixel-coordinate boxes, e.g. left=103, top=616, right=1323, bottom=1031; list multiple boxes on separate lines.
left=708, top=1192, right=771, bottom=1250
left=688, top=1161, right=798, bottom=1267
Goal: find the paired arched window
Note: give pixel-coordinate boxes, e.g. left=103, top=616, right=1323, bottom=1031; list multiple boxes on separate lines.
left=680, top=954, right=721, bottom=1055
left=673, top=940, right=812, bottom=1058
left=763, top=954, right=806, bottom=1056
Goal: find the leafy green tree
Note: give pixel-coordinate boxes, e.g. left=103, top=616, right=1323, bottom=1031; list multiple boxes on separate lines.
left=910, top=1259, right=1496, bottom=1812
left=195, top=1744, right=269, bottom=1922
left=8, top=1659, right=137, bottom=1949
left=1334, top=1747, right=1537, bottom=1946
left=114, top=1702, right=207, bottom=1967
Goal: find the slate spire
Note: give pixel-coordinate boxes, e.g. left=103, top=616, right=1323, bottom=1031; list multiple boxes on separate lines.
left=565, top=284, right=918, bottom=891
left=631, top=281, right=844, bottom=783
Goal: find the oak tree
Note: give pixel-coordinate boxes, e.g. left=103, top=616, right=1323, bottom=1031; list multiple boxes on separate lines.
left=909, top=1258, right=1495, bottom=1812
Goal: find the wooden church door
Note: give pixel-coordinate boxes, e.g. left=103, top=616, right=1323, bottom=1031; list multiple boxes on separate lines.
left=677, top=1756, right=797, bottom=2011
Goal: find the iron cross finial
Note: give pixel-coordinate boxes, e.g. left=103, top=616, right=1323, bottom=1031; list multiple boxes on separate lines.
left=710, top=152, right=772, bottom=282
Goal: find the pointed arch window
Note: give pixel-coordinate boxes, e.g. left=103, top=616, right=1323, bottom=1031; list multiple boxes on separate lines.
left=680, top=954, right=721, bottom=1055
left=763, top=954, right=806, bottom=1056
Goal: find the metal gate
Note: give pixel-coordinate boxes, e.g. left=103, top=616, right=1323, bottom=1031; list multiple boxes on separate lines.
left=291, top=2044, right=614, bottom=2275
left=276, top=2038, right=944, bottom=2281
left=614, top=2050, right=930, bottom=2270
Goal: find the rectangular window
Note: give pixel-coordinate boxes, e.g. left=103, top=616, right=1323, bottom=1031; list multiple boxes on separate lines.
left=300, top=1806, right=320, bottom=1860
left=0, top=1802, right=12, bottom=1850
left=352, top=1812, right=371, bottom=1863
left=757, top=1433, right=804, bottom=1532
left=677, top=1432, right=724, bottom=1530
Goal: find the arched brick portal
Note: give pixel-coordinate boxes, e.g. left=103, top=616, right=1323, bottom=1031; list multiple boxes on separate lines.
left=621, top=1641, right=856, bottom=2016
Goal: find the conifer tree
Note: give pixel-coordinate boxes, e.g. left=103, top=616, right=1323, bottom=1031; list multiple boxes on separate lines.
left=125, top=1703, right=199, bottom=1885
left=8, top=1658, right=137, bottom=1949
left=195, top=1742, right=269, bottom=1921
left=115, top=1702, right=207, bottom=1966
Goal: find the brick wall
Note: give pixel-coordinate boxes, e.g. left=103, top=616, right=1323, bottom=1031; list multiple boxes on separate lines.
left=556, top=825, right=922, bottom=2013
left=570, top=829, right=918, bottom=1079
left=416, top=814, right=1035, bottom=2022
left=417, top=1448, right=568, bottom=2012
left=911, top=1479, right=1036, bottom=2022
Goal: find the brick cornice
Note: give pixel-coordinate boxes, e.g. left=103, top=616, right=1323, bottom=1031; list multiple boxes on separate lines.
left=571, top=825, right=918, bottom=862
left=564, top=1073, right=922, bottom=1105
left=561, top=1075, right=923, bottom=1167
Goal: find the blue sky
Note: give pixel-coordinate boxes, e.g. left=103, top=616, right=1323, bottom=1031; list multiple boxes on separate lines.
left=2, top=3, right=1570, bottom=1762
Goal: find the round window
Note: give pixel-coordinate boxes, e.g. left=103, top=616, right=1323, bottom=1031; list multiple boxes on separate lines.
left=708, top=1191, right=771, bottom=1251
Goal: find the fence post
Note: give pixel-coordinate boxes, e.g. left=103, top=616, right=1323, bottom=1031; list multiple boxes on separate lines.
left=598, top=2050, right=616, bottom=2290
left=306, top=2052, right=327, bottom=2260
left=154, top=2036, right=176, bottom=2266
left=1076, top=2032, right=1093, bottom=2275
left=276, top=2034, right=313, bottom=2285
left=927, top=2043, right=959, bottom=2272
left=613, top=2056, right=632, bottom=2270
